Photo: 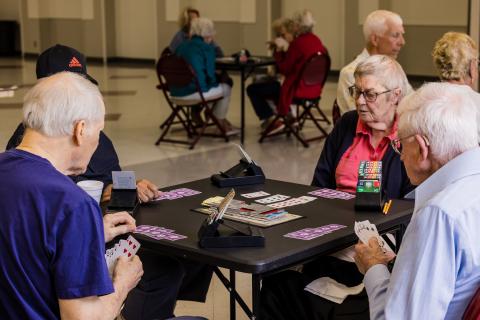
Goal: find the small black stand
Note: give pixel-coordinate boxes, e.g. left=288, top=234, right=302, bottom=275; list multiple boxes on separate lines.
left=107, top=189, right=139, bottom=215
left=354, top=191, right=385, bottom=212
left=198, top=219, right=265, bottom=248
left=211, top=159, right=265, bottom=187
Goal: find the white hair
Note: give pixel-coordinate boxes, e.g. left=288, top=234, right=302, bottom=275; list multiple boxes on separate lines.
left=292, top=9, right=315, bottom=34
left=363, top=10, right=403, bottom=41
left=23, top=71, right=105, bottom=137
left=190, top=17, right=215, bottom=38
left=354, top=55, right=409, bottom=100
left=397, top=82, right=478, bottom=165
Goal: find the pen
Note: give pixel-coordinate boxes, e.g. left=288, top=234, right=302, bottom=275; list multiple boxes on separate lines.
left=383, top=200, right=393, bottom=215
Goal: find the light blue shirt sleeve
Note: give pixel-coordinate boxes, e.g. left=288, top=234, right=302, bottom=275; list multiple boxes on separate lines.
left=364, top=205, right=457, bottom=320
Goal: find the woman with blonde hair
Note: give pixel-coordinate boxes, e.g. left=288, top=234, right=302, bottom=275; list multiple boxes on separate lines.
left=432, top=31, right=478, bottom=88
left=168, top=6, right=223, bottom=57
left=432, top=32, right=480, bottom=141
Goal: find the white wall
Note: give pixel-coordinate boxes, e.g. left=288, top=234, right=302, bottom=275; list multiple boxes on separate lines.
left=282, top=0, right=345, bottom=70
left=113, top=0, right=157, bottom=59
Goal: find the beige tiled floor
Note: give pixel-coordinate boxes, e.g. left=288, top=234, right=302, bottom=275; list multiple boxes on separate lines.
left=0, top=57, right=337, bottom=320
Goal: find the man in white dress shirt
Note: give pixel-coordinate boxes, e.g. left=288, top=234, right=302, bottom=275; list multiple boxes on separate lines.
left=336, top=10, right=406, bottom=114
left=354, top=82, right=480, bottom=319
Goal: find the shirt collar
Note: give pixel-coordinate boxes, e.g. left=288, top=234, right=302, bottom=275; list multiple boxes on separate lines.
left=356, top=116, right=398, bottom=141
left=411, top=147, right=480, bottom=212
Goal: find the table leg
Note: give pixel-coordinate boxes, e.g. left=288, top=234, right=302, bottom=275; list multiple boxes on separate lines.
left=240, top=69, right=246, bottom=145
left=252, top=274, right=261, bottom=320
left=230, top=269, right=236, bottom=320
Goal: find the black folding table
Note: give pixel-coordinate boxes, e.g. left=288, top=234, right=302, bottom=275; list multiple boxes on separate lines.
left=216, top=56, right=276, bottom=144
left=134, top=178, right=414, bottom=320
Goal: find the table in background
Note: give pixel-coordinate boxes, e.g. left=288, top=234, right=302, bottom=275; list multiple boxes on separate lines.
left=135, top=178, right=414, bottom=320
left=216, top=56, right=276, bottom=144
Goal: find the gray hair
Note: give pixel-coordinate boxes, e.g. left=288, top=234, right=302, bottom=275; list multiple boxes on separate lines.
left=190, top=17, right=215, bottom=38
left=354, top=55, right=409, bottom=100
left=363, top=10, right=403, bottom=41
left=397, top=82, right=478, bottom=165
left=292, top=9, right=315, bottom=35
left=23, top=71, right=105, bottom=137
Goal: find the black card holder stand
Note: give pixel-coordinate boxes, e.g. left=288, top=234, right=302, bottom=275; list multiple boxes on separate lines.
left=354, top=191, right=385, bottom=212
left=211, top=159, right=265, bottom=187
left=197, top=218, right=265, bottom=248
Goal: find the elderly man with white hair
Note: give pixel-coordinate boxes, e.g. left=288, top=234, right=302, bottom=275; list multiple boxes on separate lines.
left=336, top=10, right=407, bottom=114
left=354, top=82, right=480, bottom=319
left=0, top=72, right=144, bottom=319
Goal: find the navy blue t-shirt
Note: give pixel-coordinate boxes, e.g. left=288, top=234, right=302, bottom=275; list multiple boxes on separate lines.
left=0, top=149, right=114, bottom=319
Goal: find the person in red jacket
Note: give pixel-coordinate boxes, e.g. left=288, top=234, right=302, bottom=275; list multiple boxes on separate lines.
left=247, top=10, right=328, bottom=134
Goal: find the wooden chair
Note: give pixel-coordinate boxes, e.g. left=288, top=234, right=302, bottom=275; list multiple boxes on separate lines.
left=155, top=54, right=228, bottom=149
left=259, top=52, right=331, bottom=148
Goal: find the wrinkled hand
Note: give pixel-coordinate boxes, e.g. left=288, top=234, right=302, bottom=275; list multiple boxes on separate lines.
left=274, top=37, right=289, bottom=52
left=354, top=237, right=396, bottom=275
left=113, top=255, right=144, bottom=292
left=103, top=211, right=136, bottom=242
left=101, top=184, right=113, bottom=203
left=136, top=179, right=160, bottom=203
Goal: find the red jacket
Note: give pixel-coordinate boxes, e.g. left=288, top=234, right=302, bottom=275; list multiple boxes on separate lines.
left=274, top=32, right=328, bottom=115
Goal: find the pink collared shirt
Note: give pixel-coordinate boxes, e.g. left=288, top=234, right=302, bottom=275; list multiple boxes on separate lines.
left=335, top=118, right=398, bottom=193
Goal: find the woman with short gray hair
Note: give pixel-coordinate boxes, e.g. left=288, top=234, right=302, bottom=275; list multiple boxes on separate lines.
left=170, top=17, right=237, bottom=135
left=259, top=55, right=413, bottom=320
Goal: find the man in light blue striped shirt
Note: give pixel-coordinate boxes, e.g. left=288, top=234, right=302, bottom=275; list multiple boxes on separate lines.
left=354, top=82, right=480, bottom=319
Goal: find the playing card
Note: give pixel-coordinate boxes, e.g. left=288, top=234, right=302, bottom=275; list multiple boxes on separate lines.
left=126, top=235, right=140, bottom=254
left=284, top=224, right=347, bottom=240
left=297, top=196, right=317, bottom=202
left=355, top=220, right=394, bottom=254
left=309, top=188, right=355, bottom=200
left=241, top=191, right=270, bottom=198
left=268, top=197, right=304, bottom=208
left=255, top=194, right=290, bottom=204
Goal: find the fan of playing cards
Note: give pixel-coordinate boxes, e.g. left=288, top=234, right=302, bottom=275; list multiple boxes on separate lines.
left=207, top=188, right=235, bottom=224
left=105, top=235, right=141, bottom=277
left=354, top=220, right=393, bottom=254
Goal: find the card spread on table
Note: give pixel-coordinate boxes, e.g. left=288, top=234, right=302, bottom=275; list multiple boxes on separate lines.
left=255, top=194, right=290, bottom=204
left=241, top=191, right=270, bottom=198
left=105, top=235, right=140, bottom=277
left=268, top=196, right=316, bottom=208
left=152, top=188, right=201, bottom=201
left=308, top=188, right=355, bottom=200
left=134, top=225, right=187, bottom=242
left=354, top=220, right=393, bottom=254
left=284, top=224, right=347, bottom=240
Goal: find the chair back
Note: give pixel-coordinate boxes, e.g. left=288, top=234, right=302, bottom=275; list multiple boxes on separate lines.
left=463, top=286, right=480, bottom=320
left=300, top=51, right=331, bottom=88
left=156, top=54, right=195, bottom=89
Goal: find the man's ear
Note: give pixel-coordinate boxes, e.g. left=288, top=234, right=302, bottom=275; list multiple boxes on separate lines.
left=72, top=120, right=86, bottom=146
left=415, top=134, right=429, bottom=161
left=370, top=34, right=379, bottom=48
left=391, top=88, right=402, bottom=105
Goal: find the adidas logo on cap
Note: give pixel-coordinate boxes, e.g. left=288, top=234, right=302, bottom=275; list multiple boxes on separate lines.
left=68, top=57, right=82, bottom=68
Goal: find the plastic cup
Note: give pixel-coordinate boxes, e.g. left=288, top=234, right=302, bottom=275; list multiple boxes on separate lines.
left=77, top=180, right=104, bottom=204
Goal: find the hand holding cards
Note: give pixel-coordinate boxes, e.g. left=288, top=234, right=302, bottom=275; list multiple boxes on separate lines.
left=354, top=220, right=393, bottom=254
left=105, top=235, right=141, bottom=277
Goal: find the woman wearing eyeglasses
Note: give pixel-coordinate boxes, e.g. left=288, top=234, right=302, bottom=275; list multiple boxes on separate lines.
left=259, top=55, right=414, bottom=320
left=311, top=54, right=413, bottom=199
